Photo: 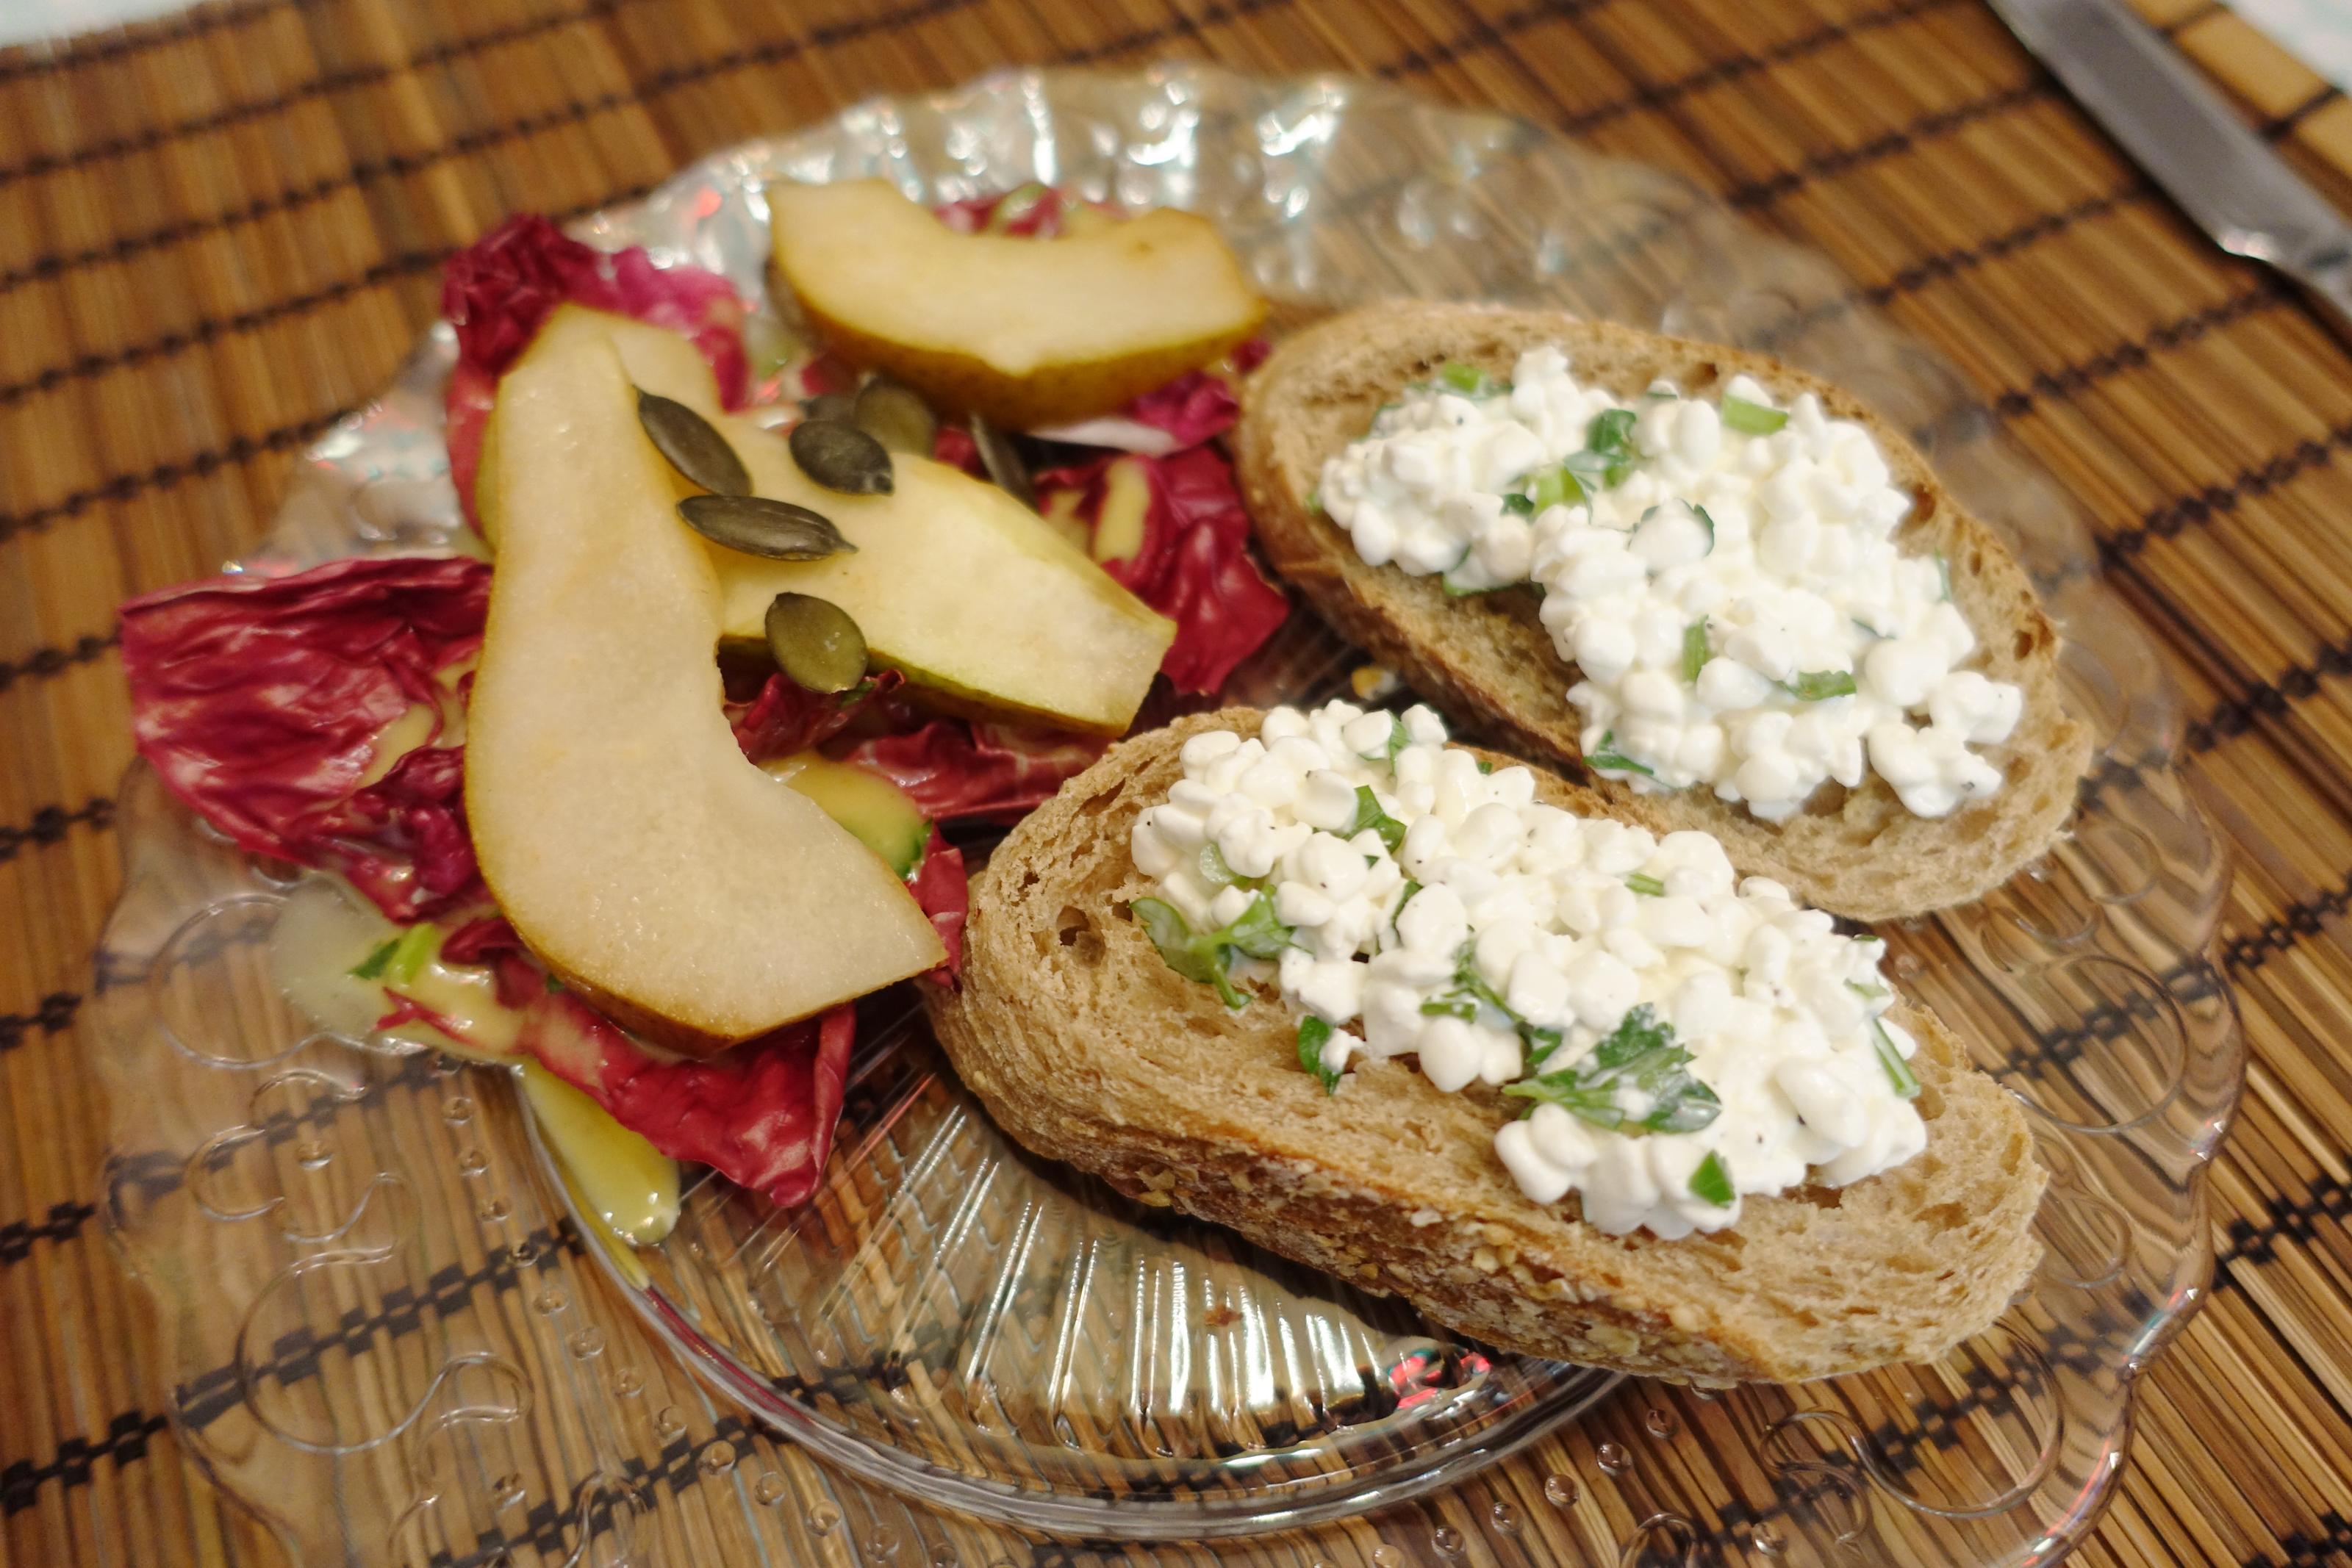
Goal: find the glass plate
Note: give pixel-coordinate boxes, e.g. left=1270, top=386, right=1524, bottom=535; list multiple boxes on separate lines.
left=97, top=64, right=2243, bottom=1564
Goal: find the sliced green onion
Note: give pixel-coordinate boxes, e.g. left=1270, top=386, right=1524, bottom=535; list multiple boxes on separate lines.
left=1585, top=730, right=1658, bottom=780
left=1626, top=872, right=1666, bottom=897
left=1721, top=393, right=1788, bottom=434
left=1439, top=360, right=1496, bottom=395
left=1681, top=620, right=1711, bottom=684
left=1784, top=669, right=1858, bottom=701
left=1872, top=1018, right=1923, bottom=1099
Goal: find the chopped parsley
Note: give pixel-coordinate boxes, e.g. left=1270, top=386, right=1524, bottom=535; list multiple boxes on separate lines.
left=1721, top=393, right=1788, bottom=434
left=1503, top=1005, right=1721, bottom=1134
left=1688, top=1151, right=1735, bottom=1207
left=1130, top=893, right=1296, bottom=1010
left=1296, top=1015, right=1342, bottom=1094
left=1197, top=843, right=1265, bottom=890
left=1359, top=712, right=1410, bottom=766
left=1416, top=941, right=1565, bottom=1065
left=1691, top=501, right=1717, bottom=553
left=1345, top=785, right=1408, bottom=852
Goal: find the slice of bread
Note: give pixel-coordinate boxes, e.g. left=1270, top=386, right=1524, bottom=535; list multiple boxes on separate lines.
left=925, top=710, right=2046, bottom=1384
left=1234, top=303, right=2092, bottom=921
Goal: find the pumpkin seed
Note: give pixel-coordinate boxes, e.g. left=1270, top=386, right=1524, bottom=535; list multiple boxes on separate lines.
left=804, top=392, right=856, bottom=425
left=790, top=418, right=894, bottom=495
left=636, top=389, right=751, bottom=497
left=967, top=414, right=1034, bottom=508
left=764, top=592, right=867, bottom=693
left=676, top=495, right=854, bottom=561
left=853, top=377, right=937, bottom=455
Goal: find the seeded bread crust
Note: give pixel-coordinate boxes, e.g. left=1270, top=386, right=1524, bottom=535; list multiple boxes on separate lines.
left=1233, top=303, right=2092, bottom=921
left=925, top=710, right=2046, bottom=1384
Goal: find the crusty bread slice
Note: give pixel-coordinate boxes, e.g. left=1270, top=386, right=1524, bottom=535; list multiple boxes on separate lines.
left=1233, top=303, right=2092, bottom=921
left=925, top=710, right=2046, bottom=1384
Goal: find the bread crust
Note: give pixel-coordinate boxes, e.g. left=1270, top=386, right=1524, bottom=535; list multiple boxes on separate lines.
left=1233, top=303, right=2093, bottom=921
left=925, top=710, right=2046, bottom=1384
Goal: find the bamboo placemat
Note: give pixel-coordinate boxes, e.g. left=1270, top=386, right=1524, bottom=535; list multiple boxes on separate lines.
left=4, top=0, right=2352, bottom=1563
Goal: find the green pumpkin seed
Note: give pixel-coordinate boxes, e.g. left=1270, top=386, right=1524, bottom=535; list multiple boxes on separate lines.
left=764, top=592, right=867, bottom=693
left=636, top=389, right=750, bottom=497
left=853, top=377, right=937, bottom=455
left=967, top=414, right=1034, bottom=508
left=676, top=495, right=854, bottom=561
left=790, top=418, right=894, bottom=495
left=803, top=392, right=856, bottom=425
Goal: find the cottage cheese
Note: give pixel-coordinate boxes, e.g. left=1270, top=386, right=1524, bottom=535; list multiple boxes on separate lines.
left=1314, top=350, right=2025, bottom=821
left=1129, top=701, right=1929, bottom=1239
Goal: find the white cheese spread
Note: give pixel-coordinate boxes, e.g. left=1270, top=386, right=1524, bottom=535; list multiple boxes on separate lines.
left=1128, top=701, right=1929, bottom=1239
left=1313, top=350, right=2025, bottom=821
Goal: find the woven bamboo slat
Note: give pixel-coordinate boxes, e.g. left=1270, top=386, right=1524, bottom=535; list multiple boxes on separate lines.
left=5, top=0, right=2352, bottom=1563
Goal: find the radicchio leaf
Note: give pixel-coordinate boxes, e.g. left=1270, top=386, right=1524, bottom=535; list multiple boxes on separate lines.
left=121, top=555, right=494, bottom=922
left=1032, top=447, right=1288, bottom=694
left=725, top=669, right=905, bottom=761
left=839, top=719, right=1103, bottom=824
left=440, top=214, right=752, bottom=524
left=522, top=993, right=856, bottom=1208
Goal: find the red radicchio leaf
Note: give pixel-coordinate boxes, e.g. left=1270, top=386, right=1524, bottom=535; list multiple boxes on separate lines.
left=908, top=829, right=967, bottom=983
left=121, top=555, right=494, bottom=922
left=440, top=214, right=752, bottom=522
left=725, top=669, right=905, bottom=762
left=1032, top=447, right=1288, bottom=694
left=839, top=720, right=1103, bottom=824
left=931, top=423, right=985, bottom=476
left=934, top=184, right=1076, bottom=237
left=523, top=993, right=856, bottom=1208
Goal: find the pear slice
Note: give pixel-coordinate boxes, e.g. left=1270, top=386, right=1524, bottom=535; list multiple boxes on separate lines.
left=711, top=416, right=1175, bottom=735
left=467, top=335, right=944, bottom=1057
left=770, top=179, right=1266, bottom=428
left=475, top=304, right=724, bottom=542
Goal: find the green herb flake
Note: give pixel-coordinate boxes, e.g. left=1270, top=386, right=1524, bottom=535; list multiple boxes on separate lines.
left=349, top=938, right=399, bottom=982
left=1439, top=360, right=1496, bottom=395
left=1691, top=502, right=1717, bottom=553
left=1198, top=843, right=1263, bottom=890
left=1626, top=872, right=1666, bottom=897
left=1688, top=1151, right=1735, bottom=1207
left=1476, top=758, right=1495, bottom=774
left=1503, top=1004, right=1721, bottom=1134
left=1935, top=549, right=1953, bottom=603
left=1395, top=880, right=1423, bottom=916
left=1586, top=407, right=1638, bottom=456
left=544, top=973, right=566, bottom=995
left=1305, top=486, right=1323, bottom=514
left=1681, top=620, right=1710, bottom=684
left=1871, top=1018, right=1923, bottom=1100
left=1847, top=979, right=1888, bottom=1000
left=1721, top=393, right=1788, bottom=435
left=1346, top=785, right=1408, bottom=852
left=1297, top=1015, right=1342, bottom=1094
left=1130, top=891, right=1298, bottom=1012
left=1784, top=669, right=1858, bottom=702
left=1360, top=713, right=1410, bottom=766
left=1585, top=730, right=1659, bottom=780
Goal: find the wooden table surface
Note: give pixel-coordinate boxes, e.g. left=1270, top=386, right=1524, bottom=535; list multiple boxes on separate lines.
left=6, top=0, right=2352, bottom=1564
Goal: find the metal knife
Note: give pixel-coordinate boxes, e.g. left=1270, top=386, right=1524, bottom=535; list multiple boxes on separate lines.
left=1985, top=0, right=2352, bottom=334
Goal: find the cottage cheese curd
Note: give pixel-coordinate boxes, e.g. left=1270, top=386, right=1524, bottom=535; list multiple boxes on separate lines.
left=1129, top=701, right=1929, bottom=1240
left=1313, top=350, right=2026, bottom=821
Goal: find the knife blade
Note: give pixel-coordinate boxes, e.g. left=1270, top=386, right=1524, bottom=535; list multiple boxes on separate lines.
left=1985, top=0, right=2352, bottom=332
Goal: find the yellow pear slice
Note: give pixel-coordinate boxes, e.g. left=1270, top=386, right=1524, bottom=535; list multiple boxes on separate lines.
left=475, top=305, right=723, bottom=542
left=467, top=335, right=944, bottom=1057
left=711, top=416, right=1175, bottom=734
left=770, top=179, right=1266, bottom=428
